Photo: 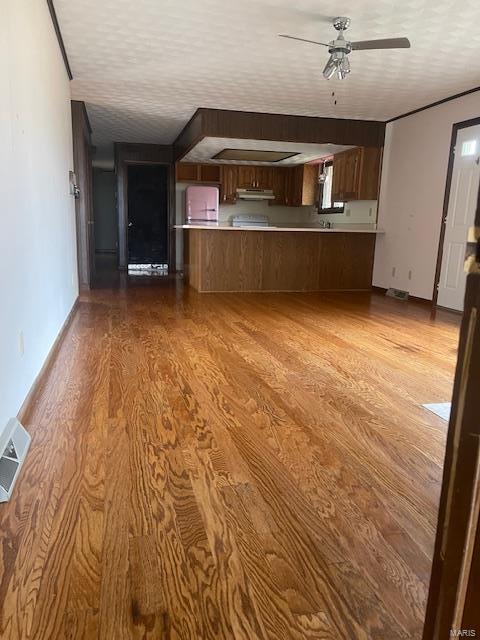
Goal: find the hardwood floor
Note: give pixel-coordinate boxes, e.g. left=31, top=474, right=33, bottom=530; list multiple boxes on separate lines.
left=0, top=278, right=460, bottom=639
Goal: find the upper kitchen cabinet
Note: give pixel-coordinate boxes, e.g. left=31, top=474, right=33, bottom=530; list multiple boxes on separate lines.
left=285, top=164, right=318, bottom=207
left=236, top=166, right=257, bottom=189
left=236, top=166, right=274, bottom=189
left=331, top=147, right=381, bottom=202
left=220, top=165, right=275, bottom=204
left=220, top=165, right=238, bottom=204
left=176, top=163, right=221, bottom=183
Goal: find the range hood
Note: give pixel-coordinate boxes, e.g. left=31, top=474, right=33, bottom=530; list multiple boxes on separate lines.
left=236, top=188, right=275, bottom=201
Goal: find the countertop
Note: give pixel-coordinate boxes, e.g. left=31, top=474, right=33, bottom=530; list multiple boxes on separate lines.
left=175, top=223, right=384, bottom=234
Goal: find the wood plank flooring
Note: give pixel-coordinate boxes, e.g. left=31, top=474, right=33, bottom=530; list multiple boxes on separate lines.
left=0, top=279, right=460, bottom=639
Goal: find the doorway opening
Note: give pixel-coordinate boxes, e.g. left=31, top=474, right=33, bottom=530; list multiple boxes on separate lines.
left=127, top=164, right=169, bottom=269
left=434, top=118, right=480, bottom=312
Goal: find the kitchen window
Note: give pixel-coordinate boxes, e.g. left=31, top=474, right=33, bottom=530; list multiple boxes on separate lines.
left=318, top=161, right=344, bottom=214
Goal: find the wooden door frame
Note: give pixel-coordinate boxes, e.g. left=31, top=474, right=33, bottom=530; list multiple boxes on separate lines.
left=423, top=181, right=480, bottom=638
left=115, top=143, right=174, bottom=271
left=71, top=100, right=95, bottom=289
left=432, top=116, right=480, bottom=309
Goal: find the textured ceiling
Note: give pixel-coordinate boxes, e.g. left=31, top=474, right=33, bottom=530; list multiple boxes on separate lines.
left=183, top=137, right=353, bottom=165
left=54, top=0, right=480, bottom=151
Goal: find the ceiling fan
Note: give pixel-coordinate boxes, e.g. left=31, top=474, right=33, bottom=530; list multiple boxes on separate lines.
left=279, top=17, right=410, bottom=79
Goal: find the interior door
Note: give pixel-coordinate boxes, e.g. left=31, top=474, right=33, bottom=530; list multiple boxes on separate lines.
left=127, top=164, right=168, bottom=264
left=437, top=125, right=480, bottom=311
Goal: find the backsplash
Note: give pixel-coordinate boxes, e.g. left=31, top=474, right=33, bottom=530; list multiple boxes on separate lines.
left=316, top=200, right=378, bottom=224
left=175, top=184, right=316, bottom=225
left=175, top=184, right=378, bottom=269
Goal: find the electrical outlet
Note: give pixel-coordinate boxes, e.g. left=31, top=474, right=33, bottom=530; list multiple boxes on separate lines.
left=345, top=209, right=351, bottom=217
left=408, top=270, right=412, bottom=280
left=19, top=331, right=25, bottom=357
left=392, top=267, right=396, bottom=277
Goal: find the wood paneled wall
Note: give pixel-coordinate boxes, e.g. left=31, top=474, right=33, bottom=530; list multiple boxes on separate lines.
left=185, top=229, right=376, bottom=293
left=174, top=108, right=386, bottom=161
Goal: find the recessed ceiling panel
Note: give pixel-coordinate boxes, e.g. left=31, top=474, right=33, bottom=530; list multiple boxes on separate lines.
left=183, top=138, right=353, bottom=165
left=212, top=149, right=300, bottom=162
left=53, top=0, right=480, bottom=151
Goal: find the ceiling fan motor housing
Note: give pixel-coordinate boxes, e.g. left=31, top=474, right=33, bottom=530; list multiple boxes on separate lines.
left=329, top=39, right=352, bottom=55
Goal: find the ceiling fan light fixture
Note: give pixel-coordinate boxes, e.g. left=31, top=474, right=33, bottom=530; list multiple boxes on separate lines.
left=279, top=16, right=411, bottom=80
left=322, top=56, right=337, bottom=80
left=323, top=52, right=350, bottom=80
left=338, top=55, right=350, bottom=79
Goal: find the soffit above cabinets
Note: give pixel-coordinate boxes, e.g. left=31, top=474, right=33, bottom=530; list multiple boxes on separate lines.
left=53, top=0, right=480, bottom=151
left=182, top=137, right=353, bottom=166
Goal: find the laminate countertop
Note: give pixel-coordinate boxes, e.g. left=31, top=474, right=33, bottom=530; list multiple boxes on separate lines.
left=175, top=224, right=384, bottom=234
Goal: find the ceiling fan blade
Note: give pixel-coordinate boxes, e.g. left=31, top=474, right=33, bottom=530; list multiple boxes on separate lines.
left=278, top=34, right=329, bottom=47
left=351, top=37, right=411, bottom=50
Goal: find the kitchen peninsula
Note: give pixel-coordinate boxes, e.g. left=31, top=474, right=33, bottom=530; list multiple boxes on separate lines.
left=177, top=224, right=383, bottom=293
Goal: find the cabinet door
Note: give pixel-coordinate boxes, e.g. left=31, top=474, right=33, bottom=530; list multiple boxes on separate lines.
left=220, top=165, right=238, bottom=204
left=284, top=166, right=304, bottom=207
left=301, top=164, right=318, bottom=206
left=199, top=164, right=221, bottom=183
left=237, top=166, right=257, bottom=188
left=332, top=153, right=346, bottom=201
left=176, top=163, right=200, bottom=182
left=271, top=167, right=287, bottom=205
left=254, top=166, right=274, bottom=189
left=342, top=148, right=362, bottom=200
left=358, top=148, right=381, bottom=200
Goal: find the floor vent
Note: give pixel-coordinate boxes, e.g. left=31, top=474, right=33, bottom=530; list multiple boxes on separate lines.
left=386, top=287, right=409, bottom=301
left=0, top=418, right=31, bottom=502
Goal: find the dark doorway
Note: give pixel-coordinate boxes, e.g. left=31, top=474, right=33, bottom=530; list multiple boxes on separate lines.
left=127, top=164, right=168, bottom=264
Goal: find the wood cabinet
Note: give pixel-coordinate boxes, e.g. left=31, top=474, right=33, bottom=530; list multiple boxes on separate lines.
left=220, top=165, right=238, bottom=204
left=237, top=166, right=257, bottom=188
left=237, top=166, right=274, bottom=189
left=271, top=167, right=288, bottom=206
left=185, top=228, right=376, bottom=292
left=178, top=162, right=318, bottom=208
left=285, top=164, right=318, bottom=207
left=176, top=163, right=221, bottom=183
left=221, top=165, right=276, bottom=204
left=332, top=147, right=381, bottom=201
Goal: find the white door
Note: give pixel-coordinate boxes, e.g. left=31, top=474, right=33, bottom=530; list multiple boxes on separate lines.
left=437, top=124, right=480, bottom=311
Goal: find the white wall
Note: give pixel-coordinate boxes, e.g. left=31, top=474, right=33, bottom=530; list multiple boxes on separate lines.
left=0, top=0, right=78, bottom=430
left=373, top=91, right=480, bottom=299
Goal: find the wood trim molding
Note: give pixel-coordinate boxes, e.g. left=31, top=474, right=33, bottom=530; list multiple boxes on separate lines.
left=114, top=143, right=175, bottom=271
left=422, top=273, right=480, bottom=638
left=387, top=87, right=480, bottom=124
left=432, top=116, right=480, bottom=309
left=17, top=297, right=79, bottom=425
left=46, top=0, right=73, bottom=80
left=72, top=100, right=95, bottom=289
